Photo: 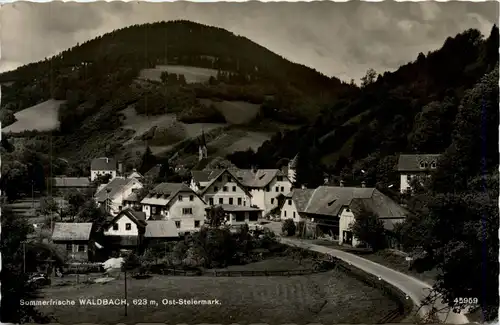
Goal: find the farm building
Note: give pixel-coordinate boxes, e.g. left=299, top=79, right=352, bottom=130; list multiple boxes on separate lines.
left=90, top=157, right=117, bottom=182
left=280, top=186, right=407, bottom=247
left=397, top=154, right=441, bottom=193
left=206, top=204, right=262, bottom=228
left=51, top=223, right=94, bottom=262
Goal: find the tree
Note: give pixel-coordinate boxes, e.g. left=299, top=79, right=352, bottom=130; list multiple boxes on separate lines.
left=160, top=71, right=169, bottom=84
left=0, top=208, right=52, bottom=323
left=360, top=68, right=377, bottom=88
left=205, top=205, right=227, bottom=228
left=139, top=146, right=157, bottom=175
left=38, top=197, right=65, bottom=223
left=75, top=200, right=110, bottom=232
left=204, top=157, right=236, bottom=170
left=282, top=219, right=296, bottom=236
left=350, top=210, right=386, bottom=251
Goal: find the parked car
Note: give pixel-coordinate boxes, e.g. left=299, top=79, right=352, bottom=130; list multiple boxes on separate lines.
left=28, top=273, right=51, bottom=288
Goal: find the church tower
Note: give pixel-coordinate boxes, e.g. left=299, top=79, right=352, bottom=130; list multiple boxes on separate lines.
left=288, top=153, right=299, bottom=184
left=198, top=130, right=208, bottom=161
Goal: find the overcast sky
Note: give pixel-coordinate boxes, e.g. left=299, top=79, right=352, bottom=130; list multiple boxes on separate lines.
left=0, top=1, right=498, bottom=82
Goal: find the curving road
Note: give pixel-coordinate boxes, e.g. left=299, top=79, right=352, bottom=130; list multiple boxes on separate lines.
left=274, top=235, right=470, bottom=324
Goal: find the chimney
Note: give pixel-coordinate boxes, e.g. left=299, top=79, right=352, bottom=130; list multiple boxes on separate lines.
left=340, top=180, right=344, bottom=187
left=118, top=163, right=123, bottom=175
left=106, top=158, right=109, bottom=164
left=251, top=165, right=258, bottom=173
left=361, top=181, right=366, bottom=188
left=301, top=184, right=306, bottom=189
left=132, top=168, right=137, bottom=172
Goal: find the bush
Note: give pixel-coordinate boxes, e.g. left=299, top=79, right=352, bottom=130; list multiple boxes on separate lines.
left=282, top=219, right=296, bottom=236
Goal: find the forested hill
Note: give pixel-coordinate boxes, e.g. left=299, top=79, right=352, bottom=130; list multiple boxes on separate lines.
left=231, top=26, right=499, bottom=190
left=0, top=20, right=350, bottom=115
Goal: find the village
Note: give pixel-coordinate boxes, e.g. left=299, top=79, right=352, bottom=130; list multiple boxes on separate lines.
left=40, top=133, right=440, bottom=265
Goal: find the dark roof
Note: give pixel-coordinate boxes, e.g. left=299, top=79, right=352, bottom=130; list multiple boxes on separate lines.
left=397, top=154, right=441, bottom=172
left=140, top=182, right=201, bottom=206
left=144, top=164, right=162, bottom=179
left=94, top=178, right=141, bottom=202
left=51, top=177, right=91, bottom=188
left=106, top=208, right=147, bottom=230
left=206, top=204, right=262, bottom=212
left=199, top=169, right=252, bottom=196
left=91, top=157, right=117, bottom=171
left=145, top=220, right=179, bottom=238
left=193, top=168, right=289, bottom=189
left=291, top=186, right=407, bottom=219
left=52, top=223, right=93, bottom=241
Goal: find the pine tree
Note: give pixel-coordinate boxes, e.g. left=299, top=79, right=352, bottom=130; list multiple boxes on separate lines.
left=139, top=146, right=157, bottom=175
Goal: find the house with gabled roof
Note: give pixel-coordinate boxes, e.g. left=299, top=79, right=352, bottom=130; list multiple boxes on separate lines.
left=90, top=157, right=117, bottom=182
left=49, top=176, right=95, bottom=196
left=140, top=183, right=207, bottom=234
left=281, top=186, right=408, bottom=247
left=397, top=154, right=441, bottom=193
left=190, top=168, right=292, bottom=214
left=52, top=222, right=94, bottom=261
left=196, top=169, right=254, bottom=208
left=94, top=177, right=143, bottom=216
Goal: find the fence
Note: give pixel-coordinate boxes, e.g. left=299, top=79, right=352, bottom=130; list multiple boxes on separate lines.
left=151, top=266, right=331, bottom=277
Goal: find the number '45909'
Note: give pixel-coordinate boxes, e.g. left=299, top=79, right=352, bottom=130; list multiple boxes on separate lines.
left=454, top=297, right=478, bottom=304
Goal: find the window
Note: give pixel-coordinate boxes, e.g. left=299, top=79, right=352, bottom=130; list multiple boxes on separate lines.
left=280, top=186, right=284, bottom=192
left=284, top=211, right=287, bottom=217
left=293, top=212, right=296, bottom=218
left=178, top=195, right=183, bottom=201
left=66, top=244, right=73, bottom=252
left=229, top=198, right=234, bottom=205
left=125, top=223, right=132, bottom=230
left=209, top=198, right=214, bottom=205
left=219, top=198, right=224, bottom=204
left=189, top=195, right=194, bottom=201
left=77, top=244, right=86, bottom=252
left=237, top=198, right=242, bottom=205
left=275, top=186, right=279, bottom=192
left=182, top=208, right=193, bottom=215
left=277, top=176, right=283, bottom=182
left=419, top=162, right=425, bottom=169
left=175, top=221, right=181, bottom=228
left=214, top=186, right=219, bottom=192
left=113, top=224, right=119, bottom=231
left=227, top=176, right=231, bottom=182
left=232, top=186, right=236, bottom=192
left=223, top=186, right=228, bottom=192
left=431, top=161, right=437, bottom=169
left=288, top=199, right=292, bottom=205
left=265, top=186, right=270, bottom=192
left=194, top=220, right=201, bottom=228
left=235, top=214, right=245, bottom=222
left=119, top=205, right=122, bottom=211
left=271, top=198, right=275, bottom=204
left=345, top=207, right=350, bottom=212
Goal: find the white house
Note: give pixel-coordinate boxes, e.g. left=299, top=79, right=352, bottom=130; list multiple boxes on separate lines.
left=90, top=157, right=117, bottom=182
left=191, top=168, right=292, bottom=214
left=104, top=208, right=179, bottom=250
left=94, top=177, right=143, bottom=216
left=397, top=154, right=441, bottom=193
left=195, top=169, right=254, bottom=208
left=140, top=183, right=207, bottom=234
left=280, top=186, right=407, bottom=247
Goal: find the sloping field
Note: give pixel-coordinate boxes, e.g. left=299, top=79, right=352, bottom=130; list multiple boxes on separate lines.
left=120, top=106, right=226, bottom=146
left=37, top=270, right=398, bottom=324
left=2, top=99, right=64, bottom=133
left=138, top=65, right=218, bottom=83
left=215, top=130, right=272, bottom=153
left=199, top=99, right=260, bottom=124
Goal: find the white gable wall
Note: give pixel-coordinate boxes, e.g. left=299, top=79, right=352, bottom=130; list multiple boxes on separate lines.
left=107, top=180, right=143, bottom=216
left=166, top=192, right=207, bottom=232
left=280, top=198, right=301, bottom=223
left=91, top=170, right=117, bottom=182
left=104, top=214, right=139, bottom=236
left=203, top=173, right=252, bottom=207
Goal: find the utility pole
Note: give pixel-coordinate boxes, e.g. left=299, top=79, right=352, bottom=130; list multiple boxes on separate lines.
left=124, top=268, right=128, bottom=316
left=23, top=241, right=26, bottom=273
left=31, top=180, right=34, bottom=209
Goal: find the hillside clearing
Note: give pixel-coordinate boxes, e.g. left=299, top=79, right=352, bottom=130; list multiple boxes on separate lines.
left=2, top=99, right=64, bottom=133
left=199, top=99, right=261, bottom=124
left=37, top=269, right=398, bottom=324
left=120, top=106, right=227, bottom=146
left=138, top=65, right=218, bottom=83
